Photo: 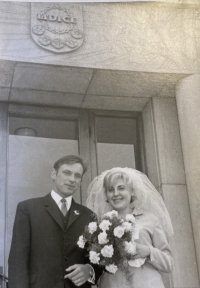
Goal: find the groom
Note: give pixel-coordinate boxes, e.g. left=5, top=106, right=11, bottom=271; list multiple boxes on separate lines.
left=8, top=155, right=101, bottom=288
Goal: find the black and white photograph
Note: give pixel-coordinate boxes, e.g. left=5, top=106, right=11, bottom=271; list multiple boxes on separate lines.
left=0, top=0, right=199, bottom=287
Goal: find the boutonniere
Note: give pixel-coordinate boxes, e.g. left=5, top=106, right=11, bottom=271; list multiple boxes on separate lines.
left=74, top=210, right=80, bottom=216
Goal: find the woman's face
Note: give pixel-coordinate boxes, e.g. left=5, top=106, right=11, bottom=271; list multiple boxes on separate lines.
left=106, top=178, right=133, bottom=215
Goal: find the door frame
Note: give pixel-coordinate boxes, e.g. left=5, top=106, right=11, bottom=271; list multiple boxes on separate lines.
left=7, top=104, right=147, bottom=205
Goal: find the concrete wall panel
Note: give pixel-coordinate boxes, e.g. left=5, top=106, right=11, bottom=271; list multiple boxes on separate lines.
left=0, top=88, right=10, bottom=102
left=143, top=97, right=199, bottom=287
left=152, top=98, right=185, bottom=185
left=10, top=88, right=84, bottom=108
left=82, top=95, right=149, bottom=111
left=176, top=74, right=200, bottom=280
left=0, top=3, right=199, bottom=73
left=12, top=63, right=93, bottom=94
left=162, top=184, right=199, bottom=288
left=142, top=100, right=160, bottom=188
left=0, top=60, right=15, bottom=88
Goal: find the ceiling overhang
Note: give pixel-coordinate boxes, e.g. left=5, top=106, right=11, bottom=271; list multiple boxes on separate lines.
left=0, top=59, right=187, bottom=111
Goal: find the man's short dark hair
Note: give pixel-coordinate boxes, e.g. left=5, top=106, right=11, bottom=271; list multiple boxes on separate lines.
left=53, top=155, right=87, bottom=174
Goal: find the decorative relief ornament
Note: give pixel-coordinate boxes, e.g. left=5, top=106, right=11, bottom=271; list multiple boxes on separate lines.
left=31, top=3, right=84, bottom=53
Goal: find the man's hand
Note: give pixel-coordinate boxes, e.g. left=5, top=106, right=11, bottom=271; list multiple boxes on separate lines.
left=133, top=243, right=150, bottom=259
left=64, top=264, right=90, bottom=286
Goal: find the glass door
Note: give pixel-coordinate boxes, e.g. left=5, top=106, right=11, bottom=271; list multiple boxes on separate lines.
left=88, top=110, right=146, bottom=178
left=5, top=105, right=87, bottom=273
left=5, top=106, right=146, bottom=274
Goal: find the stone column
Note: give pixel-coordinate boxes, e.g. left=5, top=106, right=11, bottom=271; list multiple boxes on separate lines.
left=0, top=103, right=8, bottom=278
left=142, top=97, right=199, bottom=287
left=176, top=74, right=200, bottom=280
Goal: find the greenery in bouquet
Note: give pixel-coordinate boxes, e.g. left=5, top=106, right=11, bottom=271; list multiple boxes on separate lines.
left=77, top=210, right=138, bottom=275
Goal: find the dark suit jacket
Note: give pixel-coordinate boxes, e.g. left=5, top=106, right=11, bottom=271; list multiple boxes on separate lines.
left=8, top=193, right=102, bottom=288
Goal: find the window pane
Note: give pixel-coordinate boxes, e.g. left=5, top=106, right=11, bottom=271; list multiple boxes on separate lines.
left=6, top=114, right=80, bottom=273
left=6, top=135, right=79, bottom=273
left=96, top=116, right=137, bottom=173
left=9, top=116, right=78, bottom=140
left=96, top=116, right=136, bottom=144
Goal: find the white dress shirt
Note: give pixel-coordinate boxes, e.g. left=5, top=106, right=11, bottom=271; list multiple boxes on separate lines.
left=51, top=190, right=72, bottom=212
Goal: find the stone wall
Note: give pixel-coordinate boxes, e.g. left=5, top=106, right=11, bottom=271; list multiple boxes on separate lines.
left=0, top=2, right=199, bottom=73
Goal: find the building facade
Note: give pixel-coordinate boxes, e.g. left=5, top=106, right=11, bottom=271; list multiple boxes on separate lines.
left=0, top=1, right=199, bottom=287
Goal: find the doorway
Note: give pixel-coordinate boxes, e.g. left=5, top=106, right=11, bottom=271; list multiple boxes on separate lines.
left=5, top=104, right=145, bottom=274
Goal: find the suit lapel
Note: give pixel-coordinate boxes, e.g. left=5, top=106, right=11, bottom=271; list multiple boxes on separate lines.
left=67, top=199, right=81, bottom=229
left=44, top=193, right=64, bottom=231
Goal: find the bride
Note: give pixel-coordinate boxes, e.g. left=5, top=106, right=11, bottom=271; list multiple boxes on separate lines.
left=86, top=167, right=174, bottom=288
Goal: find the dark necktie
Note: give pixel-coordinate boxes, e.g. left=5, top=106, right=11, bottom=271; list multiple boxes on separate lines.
left=61, top=198, right=68, bottom=216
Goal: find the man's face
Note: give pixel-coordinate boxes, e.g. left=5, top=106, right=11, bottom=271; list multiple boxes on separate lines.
left=51, top=163, right=84, bottom=198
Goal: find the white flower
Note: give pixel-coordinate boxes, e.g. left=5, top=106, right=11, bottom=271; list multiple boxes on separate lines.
left=113, top=226, right=125, bottom=238
left=128, top=258, right=146, bottom=268
left=98, top=232, right=109, bottom=244
left=122, top=221, right=132, bottom=231
left=77, top=235, right=86, bottom=248
left=125, top=214, right=136, bottom=223
left=89, top=251, right=100, bottom=264
left=105, top=264, right=118, bottom=274
left=99, top=220, right=112, bottom=231
left=105, top=210, right=118, bottom=219
left=74, top=210, right=80, bottom=215
left=101, top=245, right=114, bottom=258
left=88, top=222, right=97, bottom=234
left=124, top=241, right=136, bottom=255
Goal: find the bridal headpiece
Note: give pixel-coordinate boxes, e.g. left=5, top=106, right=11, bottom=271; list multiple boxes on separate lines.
left=87, top=167, right=174, bottom=238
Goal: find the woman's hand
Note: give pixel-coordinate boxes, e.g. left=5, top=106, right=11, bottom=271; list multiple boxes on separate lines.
left=133, top=243, right=150, bottom=259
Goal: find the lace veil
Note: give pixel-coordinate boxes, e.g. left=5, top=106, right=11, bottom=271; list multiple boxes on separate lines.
left=86, top=167, right=174, bottom=238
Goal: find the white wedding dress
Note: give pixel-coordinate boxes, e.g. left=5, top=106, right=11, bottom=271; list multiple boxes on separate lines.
left=99, top=262, right=165, bottom=288
left=99, top=212, right=173, bottom=288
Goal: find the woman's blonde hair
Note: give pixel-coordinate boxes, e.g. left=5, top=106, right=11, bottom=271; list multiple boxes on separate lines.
left=103, top=171, right=135, bottom=202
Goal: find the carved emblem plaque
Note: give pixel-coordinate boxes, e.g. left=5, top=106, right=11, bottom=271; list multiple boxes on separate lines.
left=31, top=3, right=84, bottom=53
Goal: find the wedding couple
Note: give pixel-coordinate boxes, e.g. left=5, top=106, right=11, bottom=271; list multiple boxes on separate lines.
left=8, top=154, right=174, bottom=288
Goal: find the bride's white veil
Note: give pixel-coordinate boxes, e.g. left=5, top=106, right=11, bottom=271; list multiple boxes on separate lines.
left=86, top=167, right=174, bottom=238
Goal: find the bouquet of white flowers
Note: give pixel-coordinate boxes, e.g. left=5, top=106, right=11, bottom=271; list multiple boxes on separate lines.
left=77, top=210, right=139, bottom=275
